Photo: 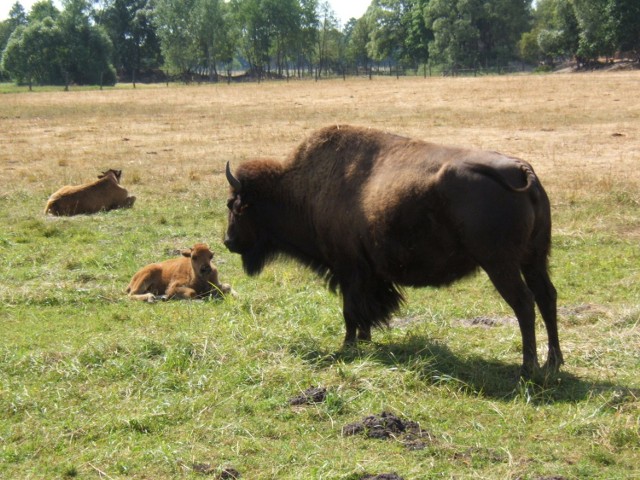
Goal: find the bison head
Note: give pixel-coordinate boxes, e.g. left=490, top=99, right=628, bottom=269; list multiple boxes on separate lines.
left=224, top=162, right=272, bottom=276
left=183, top=243, right=214, bottom=277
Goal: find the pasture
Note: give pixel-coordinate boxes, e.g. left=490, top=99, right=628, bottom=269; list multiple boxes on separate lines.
left=1, top=73, right=639, bottom=479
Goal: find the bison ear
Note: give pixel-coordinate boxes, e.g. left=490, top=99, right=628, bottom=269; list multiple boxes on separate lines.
left=181, top=248, right=192, bottom=258
left=231, top=195, right=249, bottom=215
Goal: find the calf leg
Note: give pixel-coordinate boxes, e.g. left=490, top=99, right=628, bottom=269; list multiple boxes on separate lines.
left=522, top=263, right=563, bottom=371
left=129, top=292, right=157, bottom=302
left=166, top=284, right=198, bottom=299
left=484, top=264, right=539, bottom=377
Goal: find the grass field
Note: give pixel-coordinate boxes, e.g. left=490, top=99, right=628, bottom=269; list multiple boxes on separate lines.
left=1, top=73, right=639, bottom=479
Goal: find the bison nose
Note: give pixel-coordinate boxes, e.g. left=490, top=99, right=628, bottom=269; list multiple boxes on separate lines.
left=200, top=265, right=212, bottom=275
left=224, top=235, right=236, bottom=252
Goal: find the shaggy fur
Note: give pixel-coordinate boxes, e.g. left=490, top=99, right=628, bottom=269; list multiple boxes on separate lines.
left=224, top=125, right=563, bottom=375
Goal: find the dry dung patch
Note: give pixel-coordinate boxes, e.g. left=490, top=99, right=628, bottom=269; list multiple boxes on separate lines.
left=360, top=474, right=404, bottom=480
left=288, top=386, right=327, bottom=405
left=183, top=462, right=241, bottom=478
left=343, top=412, right=434, bottom=450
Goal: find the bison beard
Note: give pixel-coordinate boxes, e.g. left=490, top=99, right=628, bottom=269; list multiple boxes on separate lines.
left=224, top=125, right=564, bottom=377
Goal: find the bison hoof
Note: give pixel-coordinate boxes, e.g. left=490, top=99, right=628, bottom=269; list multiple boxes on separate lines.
left=520, top=363, right=562, bottom=385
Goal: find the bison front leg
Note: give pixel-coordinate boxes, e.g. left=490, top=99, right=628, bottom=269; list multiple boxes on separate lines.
left=343, top=309, right=371, bottom=344
left=341, top=289, right=372, bottom=344
left=340, top=277, right=397, bottom=345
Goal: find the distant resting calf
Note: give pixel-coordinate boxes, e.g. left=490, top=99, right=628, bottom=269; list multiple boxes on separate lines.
left=44, top=169, right=136, bottom=216
left=127, top=243, right=232, bottom=302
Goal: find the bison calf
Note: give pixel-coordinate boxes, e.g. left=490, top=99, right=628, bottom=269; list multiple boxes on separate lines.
left=224, top=125, right=564, bottom=377
left=127, top=243, right=232, bottom=302
left=45, top=169, right=136, bottom=216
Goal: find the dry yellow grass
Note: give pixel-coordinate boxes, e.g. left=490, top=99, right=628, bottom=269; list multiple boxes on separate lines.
left=2, top=73, right=638, bottom=203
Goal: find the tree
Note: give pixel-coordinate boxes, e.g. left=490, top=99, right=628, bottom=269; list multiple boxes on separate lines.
left=56, top=0, right=116, bottom=87
left=366, top=0, right=412, bottom=74
left=405, top=0, right=432, bottom=74
left=1, top=2, right=28, bottom=62
left=193, top=0, right=235, bottom=80
left=315, top=1, right=339, bottom=78
left=345, top=15, right=373, bottom=75
left=605, top=0, right=640, bottom=60
left=477, top=0, right=531, bottom=66
left=231, top=0, right=272, bottom=77
left=572, top=0, right=616, bottom=63
left=296, top=0, right=318, bottom=77
left=28, top=0, right=60, bottom=22
left=97, top=0, right=162, bottom=83
left=1, top=18, right=63, bottom=88
left=425, top=0, right=481, bottom=71
left=153, top=0, right=199, bottom=79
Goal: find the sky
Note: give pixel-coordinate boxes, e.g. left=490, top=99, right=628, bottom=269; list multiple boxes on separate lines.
left=0, top=0, right=372, bottom=24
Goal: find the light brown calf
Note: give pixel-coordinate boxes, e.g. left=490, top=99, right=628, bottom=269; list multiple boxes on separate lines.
left=44, top=169, right=136, bottom=216
left=127, top=243, right=232, bottom=302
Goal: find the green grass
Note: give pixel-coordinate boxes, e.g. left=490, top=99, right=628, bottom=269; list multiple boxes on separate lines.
left=1, top=174, right=638, bottom=480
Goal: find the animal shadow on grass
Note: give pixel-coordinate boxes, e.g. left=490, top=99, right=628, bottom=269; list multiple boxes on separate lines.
left=288, top=334, right=637, bottom=405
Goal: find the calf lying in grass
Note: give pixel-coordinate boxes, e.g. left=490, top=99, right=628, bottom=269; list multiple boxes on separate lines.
left=45, top=169, right=136, bottom=216
left=127, top=243, right=232, bottom=302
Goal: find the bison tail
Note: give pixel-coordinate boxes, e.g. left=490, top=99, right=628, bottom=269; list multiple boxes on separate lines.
left=464, top=161, right=536, bottom=193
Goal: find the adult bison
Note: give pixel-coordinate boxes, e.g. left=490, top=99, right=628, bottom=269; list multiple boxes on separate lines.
left=224, top=125, right=563, bottom=376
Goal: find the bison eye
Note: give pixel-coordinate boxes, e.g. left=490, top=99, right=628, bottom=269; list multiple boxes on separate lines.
left=226, top=198, right=234, bottom=210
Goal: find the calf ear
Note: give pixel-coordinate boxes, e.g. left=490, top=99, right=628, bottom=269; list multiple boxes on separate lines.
left=181, top=248, right=192, bottom=258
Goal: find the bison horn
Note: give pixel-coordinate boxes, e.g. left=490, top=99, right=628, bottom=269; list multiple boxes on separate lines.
left=226, top=162, right=242, bottom=191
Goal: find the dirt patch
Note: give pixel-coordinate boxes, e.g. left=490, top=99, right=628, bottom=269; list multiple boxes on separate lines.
left=343, top=412, right=434, bottom=450
left=288, top=386, right=327, bottom=405
left=360, top=474, right=404, bottom=480
left=518, top=477, right=567, bottom=480
left=559, top=303, right=610, bottom=319
left=458, top=316, right=517, bottom=328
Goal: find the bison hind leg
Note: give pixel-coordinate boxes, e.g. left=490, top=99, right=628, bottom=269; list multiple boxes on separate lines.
left=522, top=262, right=563, bottom=371
left=482, top=262, right=540, bottom=377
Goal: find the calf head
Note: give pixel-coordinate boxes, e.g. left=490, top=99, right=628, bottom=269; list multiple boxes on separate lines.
left=98, top=169, right=123, bottom=183
left=182, top=243, right=214, bottom=277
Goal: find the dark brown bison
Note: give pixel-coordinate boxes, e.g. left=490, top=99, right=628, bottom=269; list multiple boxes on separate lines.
left=224, top=125, right=563, bottom=376
left=44, top=169, right=136, bottom=216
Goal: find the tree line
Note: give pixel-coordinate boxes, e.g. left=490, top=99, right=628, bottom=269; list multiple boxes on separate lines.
left=1, top=0, right=638, bottom=88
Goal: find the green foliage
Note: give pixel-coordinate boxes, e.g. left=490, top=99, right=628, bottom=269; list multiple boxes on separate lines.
left=1, top=0, right=115, bottom=87
left=425, top=0, right=482, bottom=70
left=521, top=0, right=639, bottom=66
left=97, top=0, right=162, bottom=81
left=152, top=0, right=200, bottom=77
